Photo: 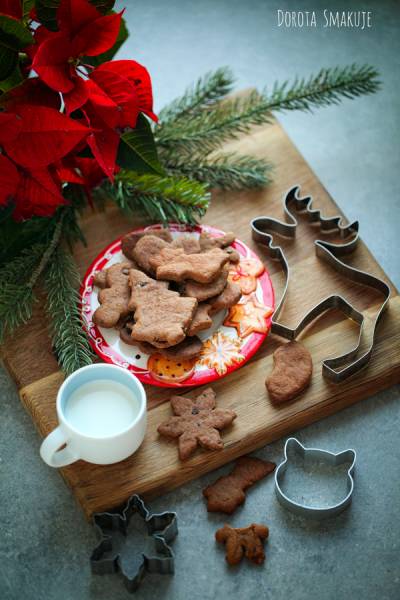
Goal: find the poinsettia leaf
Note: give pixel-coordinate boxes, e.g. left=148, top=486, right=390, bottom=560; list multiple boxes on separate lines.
left=35, top=0, right=116, bottom=31
left=23, top=0, right=35, bottom=18
left=87, top=125, right=119, bottom=179
left=3, top=105, right=90, bottom=168
left=84, top=15, right=128, bottom=67
left=0, top=15, right=33, bottom=49
left=117, top=114, right=164, bottom=175
left=72, top=9, right=123, bottom=57
left=0, top=112, right=21, bottom=143
left=0, top=63, right=23, bottom=91
left=13, top=167, right=66, bottom=220
left=0, top=45, right=17, bottom=79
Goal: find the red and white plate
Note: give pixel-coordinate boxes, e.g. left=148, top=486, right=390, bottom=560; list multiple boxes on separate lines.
left=80, top=224, right=275, bottom=388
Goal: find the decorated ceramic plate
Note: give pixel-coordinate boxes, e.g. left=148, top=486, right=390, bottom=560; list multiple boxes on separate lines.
left=80, top=224, right=275, bottom=388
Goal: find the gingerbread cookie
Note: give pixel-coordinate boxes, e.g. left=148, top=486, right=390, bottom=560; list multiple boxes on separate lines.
left=187, top=282, right=242, bottom=336
left=93, top=269, right=108, bottom=288
left=187, top=303, right=213, bottom=336
left=171, top=235, right=201, bottom=254
left=199, top=231, right=240, bottom=263
left=150, top=247, right=229, bottom=283
left=148, top=354, right=196, bottom=383
left=157, top=388, right=236, bottom=460
left=132, top=235, right=172, bottom=275
left=121, top=229, right=172, bottom=259
left=266, top=341, right=313, bottom=404
left=128, top=269, right=197, bottom=348
left=203, top=456, right=276, bottom=514
left=182, top=264, right=229, bottom=302
left=215, top=524, right=269, bottom=566
left=138, top=336, right=203, bottom=361
left=93, top=262, right=132, bottom=328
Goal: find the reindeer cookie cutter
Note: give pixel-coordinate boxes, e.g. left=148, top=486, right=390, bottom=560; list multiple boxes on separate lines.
left=251, top=185, right=390, bottom=382
left=275, top=437, right=356, bottom=519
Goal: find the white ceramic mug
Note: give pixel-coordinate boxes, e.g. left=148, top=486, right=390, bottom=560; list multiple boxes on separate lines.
left=40, top=364, right=147, bottom=467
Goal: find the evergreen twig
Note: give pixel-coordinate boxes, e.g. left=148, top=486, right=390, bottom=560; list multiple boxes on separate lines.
left=167, top=153, right=273, bottom=190
left=157, top=66, right=235, bottom=124
left=44, top=245, right=94, bottom=375
left=101, top=171, right=211, bottom=225
left=156, top=64, right=380, bottom=157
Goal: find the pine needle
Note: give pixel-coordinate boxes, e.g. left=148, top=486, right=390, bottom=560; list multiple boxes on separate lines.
left=157, top=66, right=235, bottom=124
left=44, top=245, right=94, bottom=375
left=102, top=171, right=211, bottom=225
left=156, top=64, right=380, bottom=157
left=167, top=153, right=273, bottom=190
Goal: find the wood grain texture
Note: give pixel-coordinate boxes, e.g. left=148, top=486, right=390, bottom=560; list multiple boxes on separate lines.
left=3, top=118, right=400, bottom=518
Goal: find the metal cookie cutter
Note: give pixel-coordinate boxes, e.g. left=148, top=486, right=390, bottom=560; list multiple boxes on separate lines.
left=90, top=494, right=178, bottom=593
left=251, top=185, right=390, bottom=382
left=275, top=437, right=356, bottom=519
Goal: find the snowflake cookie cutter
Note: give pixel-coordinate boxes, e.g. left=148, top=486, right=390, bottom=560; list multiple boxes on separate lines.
left=90, top=494, right=178, bottom=593
left=251, top=185, right=390, bottom=382
left=275, top=437, right=356, bottom=519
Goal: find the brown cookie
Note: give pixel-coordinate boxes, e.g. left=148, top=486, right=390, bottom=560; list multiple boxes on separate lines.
left=121, top=229, right=172, bottom=259
left=266, top=341, right=313, bottom=404
left=199, top=231, right=240, bottom=263
left=203, top=456, right=276, bottom=514
left=93, top=262, right=132, bottom=328
left=137, top=336, right=203, bottom=360
left=215, top=524, right=269, bottom=566
left=187, top=303, right=213, bottom=336
left=171, top=235, right=201, bottom=254
left=157, top=388, right=237, bottom=460
left=128, top=269, right=197, bottom=348
left=187, top=281, right=242, bottom=336
left=132, top=235, right=172, bottom=275
left=150, top=247, right=229, bottom=284
left=209, top=281, right=242, bottom=314
left=182, top=264, right=229, bottom=302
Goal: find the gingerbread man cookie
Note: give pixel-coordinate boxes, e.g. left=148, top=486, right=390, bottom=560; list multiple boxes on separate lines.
left=93, top=262, right=132, bottom=328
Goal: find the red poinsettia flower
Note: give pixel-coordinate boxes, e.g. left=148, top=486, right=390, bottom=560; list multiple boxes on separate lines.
left=0, top=0, right=22, bottom=19
left=0, top=154, right=66, bottom=221
left=32, top=0, right=123, bottom=93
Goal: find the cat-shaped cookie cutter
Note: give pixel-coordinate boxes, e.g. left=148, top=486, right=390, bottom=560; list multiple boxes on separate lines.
left=251, top=185, right=390, bottom=382
left=275, top=437, right=356, bottom=519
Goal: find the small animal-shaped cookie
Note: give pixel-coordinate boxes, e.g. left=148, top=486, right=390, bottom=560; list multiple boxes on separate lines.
left=187, top=282, right=242, bottom=336
left=150, top=247, right=230, bottom=283
left=121, top=229, right=172, bottom=259
left=266, top=341, right=313, bottom=404
left=215, top=524, right=269, bottom=566
left=128, top=269, right=197, bottom=348
left=132, top=235, right=172, bottom=275
left=199, top=231, right=240, bottom=262
left=93, top=262, right=132, bottom=328
left=203, top=456, right=276, bottom=514
left=182, top=265, right=229, bottom=302
left=157, top=388, right=236, bottom=460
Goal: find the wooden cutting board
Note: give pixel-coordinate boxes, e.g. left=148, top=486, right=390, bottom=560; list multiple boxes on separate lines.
left=2, top=118, right=399, bottom=519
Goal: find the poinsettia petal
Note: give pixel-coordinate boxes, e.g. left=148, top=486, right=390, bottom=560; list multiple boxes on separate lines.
left=32, top=33, right=75, bottom=92
left=57, top=0, right=100, bottom=37
left=72, top=10, right=123, bottom=57
left=98, top=59, right=157, bottom=122
left=0, top=112, right=21, bottom=143
left=0, top=154, right=20, bottom=206
left=55, top=157, right=85, bottom=184
left=74, top=157, right=105, bottom=188
left=0, top=0, right=22, bottom=19
left=90, top=68, right=140, bottom=128
left=1, top=78, right=61, bottom=111
left=13, top=168, right=66, bottom=221
left=84, top=111, right=119, bottom=180
left=63, top=75, right=89, bottom=115
left=3, top=106, right=90, bottom=169
left=85, top=78, right=119, bottom=128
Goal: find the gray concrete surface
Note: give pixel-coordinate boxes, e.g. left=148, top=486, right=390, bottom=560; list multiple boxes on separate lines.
left=1, top=1, right=399, bottom=599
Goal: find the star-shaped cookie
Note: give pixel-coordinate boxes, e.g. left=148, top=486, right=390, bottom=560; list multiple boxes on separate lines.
left=224, top=293, right=273, bottom=337
left=157, top=388, right=237, bottom=460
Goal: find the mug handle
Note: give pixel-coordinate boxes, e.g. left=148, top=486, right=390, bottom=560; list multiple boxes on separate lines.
left=40, top=427, right=79, bottom=467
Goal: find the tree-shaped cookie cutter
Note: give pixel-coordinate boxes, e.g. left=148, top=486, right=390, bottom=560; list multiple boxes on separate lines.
left=275, top=437, right=356, bottom=519
left=90, top=494, right=178, bottom=593
left=251, top=185, right=390, bottom=382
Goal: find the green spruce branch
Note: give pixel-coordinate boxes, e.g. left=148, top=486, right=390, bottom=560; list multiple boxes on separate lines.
left=167, top=153, right=273, bottom=190
left=158, top=67, right=235, bottom=124
left=101, top=171, right=211, bottom=225
left=156, top=64, right=380, bottom=157
left=44, top=245, right=94, bottom=376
